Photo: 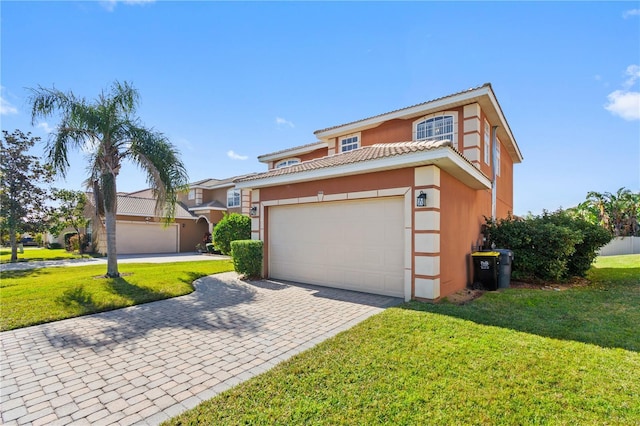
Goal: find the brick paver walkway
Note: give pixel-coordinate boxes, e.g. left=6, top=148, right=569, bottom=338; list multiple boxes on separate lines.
left=1, top=272, right=400, bottom=425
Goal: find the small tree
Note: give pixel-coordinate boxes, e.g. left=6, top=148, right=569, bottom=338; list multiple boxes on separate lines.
left=49, top=189, right=90, bottom=254
left=0, top=130, right=54, bottom=262
left=212, top=213, right=251, bottom=255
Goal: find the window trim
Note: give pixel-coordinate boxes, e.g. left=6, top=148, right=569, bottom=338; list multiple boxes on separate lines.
left=188, top=189, right=195, bottom=200
left=340, top=133, right=361, bottom=153
left=227, top=188, right=241, bottom=208
left=275, top=158, right=301, bottom=169
left=484, top=119, right=491, bottom=165
left=413, top=112, right=458, bottom=149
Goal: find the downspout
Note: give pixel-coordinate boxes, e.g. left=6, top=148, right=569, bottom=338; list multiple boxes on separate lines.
left=491, top=126, right=499, bottom=220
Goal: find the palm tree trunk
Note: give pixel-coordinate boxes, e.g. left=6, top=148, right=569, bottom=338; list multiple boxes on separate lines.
left=104, top=210, right=119, bottom=277
left=102, top=173, right=120, bottom=278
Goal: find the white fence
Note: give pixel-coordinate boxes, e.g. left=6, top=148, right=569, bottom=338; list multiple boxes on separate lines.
left=598, top=237, right=640, bottom=256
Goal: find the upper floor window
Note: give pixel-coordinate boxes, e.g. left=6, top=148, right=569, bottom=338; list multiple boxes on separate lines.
left=496, top=138, right=501, bottom=176
left=188, top=189, right=195, bottom=200
left=484, top=119, right=491, bottom=165
left=275, top=158, right=300, bottom=168
left=227, top=189, right=241, bottom=208
left=414, top=113, right=457, bottom=148
left=340, top=134, right=360, bottom=152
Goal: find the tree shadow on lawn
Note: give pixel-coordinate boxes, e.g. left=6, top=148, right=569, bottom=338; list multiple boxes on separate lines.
left=0, top=267, right=50, bottom=283
left=47, top=274, right=263, bottom=351
left=400, top=267, right=639, bottom=353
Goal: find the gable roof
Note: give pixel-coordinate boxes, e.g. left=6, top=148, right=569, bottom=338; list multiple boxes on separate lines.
left=257, top=141, right=328, bottom=163
left=236, top=140, right=491, bottom=190
left=88, top=193, right=195, bottom=219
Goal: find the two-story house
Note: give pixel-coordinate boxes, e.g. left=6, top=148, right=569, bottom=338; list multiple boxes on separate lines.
left=235, top=83, right=523, bottom=301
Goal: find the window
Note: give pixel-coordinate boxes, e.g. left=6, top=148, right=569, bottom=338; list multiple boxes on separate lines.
left=415, top=114, right=456, bottom=146
left=227, top=189, right=241, bottom=208
left=496, top=138, right=501, bottom=176
left=340, top=135, right=359, bottom=152
left=188, top=189, right=195, bottom=200
left=275, top=158, right=300, bottom=168
left=484, top=120, right=491, bottom=165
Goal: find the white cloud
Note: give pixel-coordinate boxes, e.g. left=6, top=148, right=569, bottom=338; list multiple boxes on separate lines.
left=275, top=117, right=295, bottom=128
left=604, top=65, right=640, bottom=121
left=36, top=122, right=54, bottom=133
left=623, top=9, right=640, bottom=19
left=100, top=0, right=155, bottom=12
left=605, top=91, right=640, bottom=121
left=227, top=150, right=248, bottom=160
left=622, top=64, right=640, bottom=88
left=0, top=88, right=17, bottom=115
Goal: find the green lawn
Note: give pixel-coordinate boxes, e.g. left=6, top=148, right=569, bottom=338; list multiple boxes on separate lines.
left=166, top=254, right=640, bottom=425
left=0, top=247, right=90, bottom=264
left=0, top=260, right=234, bottom=331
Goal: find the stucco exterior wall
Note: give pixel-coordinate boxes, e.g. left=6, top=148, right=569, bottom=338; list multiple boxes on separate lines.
left=439, top=170, right=492, bottom=297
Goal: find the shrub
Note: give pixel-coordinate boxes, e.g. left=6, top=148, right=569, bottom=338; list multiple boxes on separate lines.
left=212, top=213, right=251, bottom=255
left=67, top=233, right=90, bottom=254
left=231, top=240, right=263, bottom=278
left=205, top=243, right=218, bottom=254
left=47, top=242, right=63, bottom=249
left=485, top=214, right=582, bottom=281
left=541, top=210, right=613, bottom=277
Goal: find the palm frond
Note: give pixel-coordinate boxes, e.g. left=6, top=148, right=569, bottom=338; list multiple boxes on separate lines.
left=125, top=126, right=189, bottom=224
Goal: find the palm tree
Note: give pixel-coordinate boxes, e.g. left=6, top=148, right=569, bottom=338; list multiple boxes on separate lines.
left=30, top=81, right=189, bottom=277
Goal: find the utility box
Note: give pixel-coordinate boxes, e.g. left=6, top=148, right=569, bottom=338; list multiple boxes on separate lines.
left=471, top=251, right=500, bottom=291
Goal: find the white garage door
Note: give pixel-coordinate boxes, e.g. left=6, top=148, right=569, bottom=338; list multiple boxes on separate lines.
left=269, top=197, right=405, bottom=298
left=116, top=222, right=179, bottom=254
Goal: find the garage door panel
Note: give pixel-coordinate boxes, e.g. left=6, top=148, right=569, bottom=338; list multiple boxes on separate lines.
left=116, top=222, right=178, bottom=254
left=269, top=198, right=404, bottom=298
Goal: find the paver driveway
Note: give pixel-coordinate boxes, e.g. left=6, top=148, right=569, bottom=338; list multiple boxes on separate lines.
left=1, top=272, right=401, bottom=425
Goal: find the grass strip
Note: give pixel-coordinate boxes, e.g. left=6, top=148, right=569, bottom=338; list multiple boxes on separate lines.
left=0, top=260, right=234, bottom=331
left=0, top=247, right=90, bottom=264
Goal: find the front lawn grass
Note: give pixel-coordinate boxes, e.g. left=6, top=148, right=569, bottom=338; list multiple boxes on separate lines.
left=0, top=247, right=91, bottom=264
left=166, top=254, right=639, bottom=425
left=0, top=260, right=234, bottom=331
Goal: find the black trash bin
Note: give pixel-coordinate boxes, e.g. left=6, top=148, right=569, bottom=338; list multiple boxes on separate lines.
left=471, top=251, right=500, bottom=290
left=495, top=249, right=514, bottom=289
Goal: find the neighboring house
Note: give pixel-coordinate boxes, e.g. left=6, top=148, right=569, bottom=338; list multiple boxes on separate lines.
left=88, top=175, right=253, bottom=255
left=235, top=83, right=523, bottom=301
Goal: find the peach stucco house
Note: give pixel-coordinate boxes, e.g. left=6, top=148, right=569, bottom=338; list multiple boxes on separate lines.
left=234, top=83, right=523, bottom=301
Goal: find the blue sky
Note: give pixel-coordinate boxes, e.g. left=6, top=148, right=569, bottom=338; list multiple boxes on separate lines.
left=1, top=1, right=639, bottom=215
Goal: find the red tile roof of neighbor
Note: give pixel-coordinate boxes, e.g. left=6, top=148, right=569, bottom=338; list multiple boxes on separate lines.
left=236, top=139, right=461, bottom=182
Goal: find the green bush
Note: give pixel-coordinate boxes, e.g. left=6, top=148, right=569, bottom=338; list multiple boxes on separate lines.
left=540, top=210, right=613, bottom=277
left=231, top=240, right=263, bottom=278
left=485, top=214, right=582, bottom=281
left=212, top=213, right=251, bottom=255
left=47, top=242, right=63, bottom=249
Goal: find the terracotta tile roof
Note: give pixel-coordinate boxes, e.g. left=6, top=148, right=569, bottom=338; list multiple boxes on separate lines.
left=257, top=141, right=326, bottom=161
left=117, top=195, right=194, bottom=219
left=189, top=200, right=226, bottom=210
left=237, top=140, right=453, bottom=182
left=85, top=193, right=195, bottom=219
left=314, top=83, right=491, bottom=135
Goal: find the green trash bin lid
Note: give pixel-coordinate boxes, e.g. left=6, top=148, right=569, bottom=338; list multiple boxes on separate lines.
left=471, top=251, right=500, bottom=257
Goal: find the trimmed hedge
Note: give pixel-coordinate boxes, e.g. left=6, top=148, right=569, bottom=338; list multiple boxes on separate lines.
left=212, top=213, right=251, bottom=255
left=231, top=240, right=263, bottom=278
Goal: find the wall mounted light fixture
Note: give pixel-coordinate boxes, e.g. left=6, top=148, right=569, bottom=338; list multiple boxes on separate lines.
left=416, top=191, right=427, bottom=207
left=250, top=206, right=257, bottom=216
